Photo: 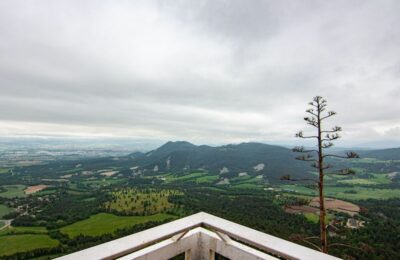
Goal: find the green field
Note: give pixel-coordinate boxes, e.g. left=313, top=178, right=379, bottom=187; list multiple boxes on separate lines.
left=281, top=184, right=316, bottom=195
left=81, top=178, right=124, bottom=187
left=0, top=226, right=47, bottom=236
left=105, top=188, right=180, bottom=214
left=0, top=185, right=26, bottom=198
left=232, top=183, right=261, bottom=189
left=0, top=168, right=9, bottom=174
left=330, top=188, right=400, bottom=200
left=197, top=187, right=226, bottom=192
left=60, top=213, right=174, bottom=237
left=195, top=175, right=218, bottom=184
left=338, top=178, right=379, bottom=185
left=34, top=189, right=57, bottom=196
left=338, top=173, right=391, bottom=185
left=354, top=158, right=392, bottom=164
left=165, top=172, right=209, bottom=183
left=162, top=171, right=263, bottom=186
left=304, top=212, right=319, bottom=223
left=0, top=234, right=59, bottom=256
left=280, top=184, right=400, bottom=200
left=0, top=204, right=13, bottom=218
left=230, top=175, right=263, bottom=189
left=304, top=213, right=332, bottom=224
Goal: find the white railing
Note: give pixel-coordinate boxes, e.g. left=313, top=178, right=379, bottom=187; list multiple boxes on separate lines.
left=57, top=212, right=340, bottom=260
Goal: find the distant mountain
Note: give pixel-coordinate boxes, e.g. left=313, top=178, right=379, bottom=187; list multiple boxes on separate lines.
left=351, top=140, right=400, bottom=150
left=128, top=141, right=310, bottom=182
left=357, top=147, right=400, bottom=160
left=128, top=151, right=144, bottom=159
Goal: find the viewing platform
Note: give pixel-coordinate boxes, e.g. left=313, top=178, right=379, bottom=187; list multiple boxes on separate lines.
left=57, top=212, right=340, bottom=260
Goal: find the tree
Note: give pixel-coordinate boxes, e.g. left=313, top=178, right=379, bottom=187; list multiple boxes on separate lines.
left=286, top=96, right=359, bottom=253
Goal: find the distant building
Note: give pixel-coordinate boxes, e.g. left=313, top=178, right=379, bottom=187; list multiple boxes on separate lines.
left=346, top=218, right=365, bottom=229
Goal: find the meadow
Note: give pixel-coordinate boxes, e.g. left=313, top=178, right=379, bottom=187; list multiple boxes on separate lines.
left=60, top=213, right=174, bottom=237
left=164, top=172, right=210, bottom=183
left=0, top=234, right=58, bottom=256
left=0, top=204, right=13, bottom=218
left=232, top=183, right=261, bottom=189
left=280, top=184, right=400, bottom=200
left=152, top=171, right=263, bottom=188
left=303, top=213, right=332, bottom=224
left=0, top=168, right=9, bottom=174
left=330, top=187, right=400, bottom=200
left=337, top=173, right=391, bottom=185
left=230, top=175, right=263, bottom=189
left=0, top=185, right=26, bottom=198
left=0, top=226, right=47, bottom=236
left=195, top=175, right=218, bottom=184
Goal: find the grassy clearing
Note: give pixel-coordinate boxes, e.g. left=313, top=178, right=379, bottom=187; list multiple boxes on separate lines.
left=280, top=184, right=400, bottom=200
left=0, top=168, right=9, bottom=174
left=304, top=213, right=319, bottom=223
left=233, top=176, right=261, bottom=183
left=0, top=234, right=58, bottom=256
left=281, top=185, right=316, bottom=195
left=34, top=189, right=57, bottom=196
left=230, top=175, right=253, bottom=182
left=66, top=190, right=85, bottom=195
left=0, top=204, right=13, bottom=218
left=0, top=226, right=47, bottom=236
left=354, top=158, right=390, bottom=164
left=338, top=174, right=391, bottom=185
left=195, top=175, right=218, bottom=184
left=60, top=213, right=174, bottom=237
left=304, top=213, right=332, bottom=224
left=339, top=179, right=379, bottom=185
left=162, top=172, right=221, bottom=184
left=330, top=188, right=400, bottom=200
left=232, top=183, right=261, bottom=189
left=197, top=187, right=226, bottom=192
left=280, top=193, right=314, bottom=200
left=81, top=178, right=124, bottom=187
left=230, top=175, right=263, bottom=189
left=165, top=172, right=209, bottom=183
left=0, top=185, right=26, bottom=198
left=105, top=188, right=180, bottom=215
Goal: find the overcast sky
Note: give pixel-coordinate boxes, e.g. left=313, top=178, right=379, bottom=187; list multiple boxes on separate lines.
left=0, top=0, right=399, bottom=147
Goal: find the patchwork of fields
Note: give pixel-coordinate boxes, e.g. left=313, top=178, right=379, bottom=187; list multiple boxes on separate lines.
left=0, top=226, right=56, bottom=257
left=280, top=170, right=400, bottom=200
left=160, top=171, right=264, bottom=189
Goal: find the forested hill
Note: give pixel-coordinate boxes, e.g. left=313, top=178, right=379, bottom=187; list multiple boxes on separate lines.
left=356, top=147, right=400, bottom=160
left=128, top=141, right=310, bottom=182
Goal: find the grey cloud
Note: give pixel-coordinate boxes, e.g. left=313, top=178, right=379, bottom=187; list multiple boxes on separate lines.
left=0, top=0, right=399, bottom=145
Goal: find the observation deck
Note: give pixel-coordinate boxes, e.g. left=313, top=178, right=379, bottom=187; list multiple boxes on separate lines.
left=57, top=212, right=340, bottom=260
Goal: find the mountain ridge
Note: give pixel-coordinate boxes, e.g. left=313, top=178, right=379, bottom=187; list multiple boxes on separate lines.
left=128, top=141, right=310, bottom=182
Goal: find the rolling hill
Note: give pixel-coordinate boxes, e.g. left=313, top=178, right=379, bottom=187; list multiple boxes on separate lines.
left=128, top=141, right=311, bottom=182
left=356, top=147, right=400, bottom=160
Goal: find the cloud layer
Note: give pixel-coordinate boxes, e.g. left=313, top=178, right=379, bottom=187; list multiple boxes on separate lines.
left=0, top=0, right=399, bottom=145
